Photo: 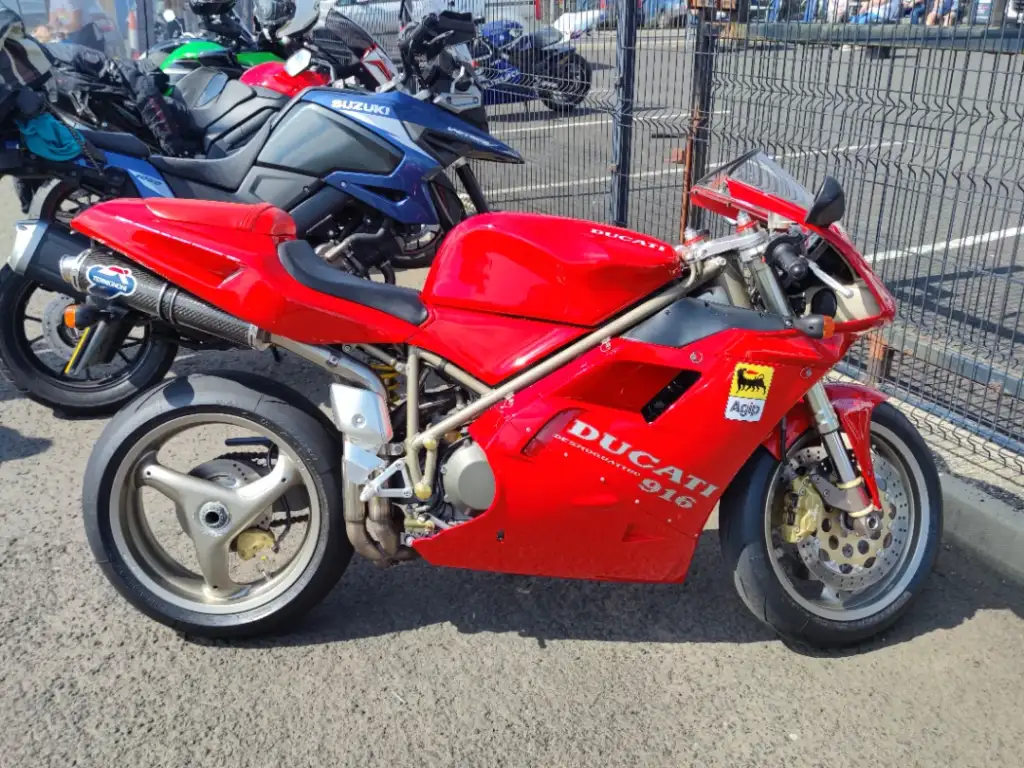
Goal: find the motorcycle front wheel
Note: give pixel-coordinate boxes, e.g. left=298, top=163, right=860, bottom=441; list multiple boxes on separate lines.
left=0, top=182, right=178, bottom=417
left=719, top=402, right=942, bottom=648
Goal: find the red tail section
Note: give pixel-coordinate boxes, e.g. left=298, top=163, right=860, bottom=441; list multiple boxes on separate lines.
left=71, top=199, right=421, bottom=345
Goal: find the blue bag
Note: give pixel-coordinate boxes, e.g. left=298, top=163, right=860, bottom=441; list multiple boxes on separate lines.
left=18, top=113, right=81, bottom=161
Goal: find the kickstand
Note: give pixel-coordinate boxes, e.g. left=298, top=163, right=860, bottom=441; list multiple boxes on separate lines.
left=271, top=348, right=283, bottom=363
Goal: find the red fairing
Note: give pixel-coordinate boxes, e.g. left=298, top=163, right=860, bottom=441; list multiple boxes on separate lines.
left=422, top=213, right=681, bottom=327
left=70, top=199, right=420, bottom=345
left=763, top=382, right=887, bottom=508
left=239, top=61, right=329, bottom=96
left=412, top=327, right=841, bottom=581
left=407, top=306, right=586, bottom=385
left=690, top=183, right=897, bottom=332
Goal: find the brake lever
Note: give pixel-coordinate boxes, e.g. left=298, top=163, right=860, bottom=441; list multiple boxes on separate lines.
left=806, top=259, right=856, bottom=300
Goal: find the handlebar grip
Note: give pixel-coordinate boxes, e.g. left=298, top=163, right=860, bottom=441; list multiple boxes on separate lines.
left=773, top=243, right=808, bottom=281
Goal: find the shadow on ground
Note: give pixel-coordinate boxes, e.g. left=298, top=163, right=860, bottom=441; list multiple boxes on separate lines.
left=0, top=424, right=51, bottom=464
left=15, top=350, right=1019, bottom=654
left=199, top=529, right=1024, bottom=655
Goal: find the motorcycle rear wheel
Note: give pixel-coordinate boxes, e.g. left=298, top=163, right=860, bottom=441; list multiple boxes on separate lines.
left=0, top=182, right=178, bottom=417
left=540, top=52, right=593, bottom=113
left=83, top=373, right=351, bottom=638
left=719, top=402, right=942, bottom=648
left=0, top=266, right=178, bottom=417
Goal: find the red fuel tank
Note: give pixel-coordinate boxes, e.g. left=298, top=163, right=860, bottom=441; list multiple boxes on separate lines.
left=421, top=213, right=681, bottom=327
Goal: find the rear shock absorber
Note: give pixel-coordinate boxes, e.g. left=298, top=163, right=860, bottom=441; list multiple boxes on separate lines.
left=369, top=361, right=401, bottom=405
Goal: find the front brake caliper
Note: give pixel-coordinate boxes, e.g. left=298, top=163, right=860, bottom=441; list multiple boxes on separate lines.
left=778, top=475, right=824, bottom=544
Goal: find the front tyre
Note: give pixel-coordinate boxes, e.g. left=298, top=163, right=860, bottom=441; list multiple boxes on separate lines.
left=83, top=373, right=352, bottom=638
left=719, top=402, right=942, bottom=648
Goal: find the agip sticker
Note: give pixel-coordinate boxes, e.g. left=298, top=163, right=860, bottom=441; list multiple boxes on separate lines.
left=725, top=363, right=774, bottom=422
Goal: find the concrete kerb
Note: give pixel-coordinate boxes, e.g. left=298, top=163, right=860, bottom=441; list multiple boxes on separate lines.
left=941, top=474, right=1024, bottom=584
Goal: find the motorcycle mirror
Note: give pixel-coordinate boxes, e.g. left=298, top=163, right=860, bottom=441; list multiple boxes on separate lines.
left=162, top=8, right=176, bottom=23
left=285, top=48, right=313, bottom=77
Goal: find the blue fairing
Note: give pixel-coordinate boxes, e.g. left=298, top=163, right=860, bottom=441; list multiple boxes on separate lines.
left=304, top=88, right=520, bottom=227
left=480, top=19, right=523, bottom=48
left=102, top=153, right=174, bottom=198
left=63, top=150, right=172, bottom=198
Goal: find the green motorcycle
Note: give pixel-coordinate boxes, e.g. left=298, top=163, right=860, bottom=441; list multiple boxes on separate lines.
left=143, top=1, right=282, bottom=87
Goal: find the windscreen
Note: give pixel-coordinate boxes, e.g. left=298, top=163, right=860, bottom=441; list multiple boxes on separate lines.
left=697, top=151, right=815, bottom=211
left=320, top=9, right=380, bottom=57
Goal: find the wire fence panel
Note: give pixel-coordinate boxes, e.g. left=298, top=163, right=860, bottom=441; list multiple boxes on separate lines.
left=472, top=2, right=623, bottom=224
left=694, top=18, right=1024, bottom=484
left=624, top=14, right=694, bottom=240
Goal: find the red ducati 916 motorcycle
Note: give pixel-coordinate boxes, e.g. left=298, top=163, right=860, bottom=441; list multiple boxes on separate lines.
left=9, top=151, right=941, bottom=647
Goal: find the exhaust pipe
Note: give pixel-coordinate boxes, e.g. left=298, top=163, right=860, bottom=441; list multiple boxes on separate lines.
left=9, top=221, right=92, bottom=292
left=56, top=247, right=392, bottom=401
left=366, top=496, right=401, bottom=556
left=59, top=249, right=266, bottom=349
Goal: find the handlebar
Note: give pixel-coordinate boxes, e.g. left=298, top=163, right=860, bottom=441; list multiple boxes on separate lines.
left=772, top=242, right=808, bottom=281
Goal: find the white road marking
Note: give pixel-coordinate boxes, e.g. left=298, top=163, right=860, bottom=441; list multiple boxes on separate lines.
left=866, top=225, right=1024, bottom=264
left=484, top=166, right=683, bottom=198
left=495, top=111, right=726, bottom=136
left=773, top=140, right=904, bottom=160
left=482, top=140, right=903, bottom=199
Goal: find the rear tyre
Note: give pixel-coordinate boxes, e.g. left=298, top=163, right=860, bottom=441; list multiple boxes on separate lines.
left=83, top=373, right=352, bottom=638
left=719, top=403, right=942, bottom=648
left=540, top=53, right=592, bottom=112
left=0, top=182, right=177, bottom=417
left=0, top=266, right=178, bottom=417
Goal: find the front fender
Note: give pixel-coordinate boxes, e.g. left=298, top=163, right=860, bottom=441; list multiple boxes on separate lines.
left=762, top=382, right=888, bottom=508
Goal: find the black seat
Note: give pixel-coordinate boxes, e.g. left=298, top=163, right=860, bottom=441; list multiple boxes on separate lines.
left=170, top=66, right=286, bottom=157
left=171, top=68, right=244, bottom=131
left=78, top=128, right=151, bottom=158
left=149, top=119, right=271, bottom=191
left=278, top=240, right=428, bottom=326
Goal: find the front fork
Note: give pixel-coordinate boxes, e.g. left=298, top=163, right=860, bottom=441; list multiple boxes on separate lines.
left=746, top=248, right=878, bottom=532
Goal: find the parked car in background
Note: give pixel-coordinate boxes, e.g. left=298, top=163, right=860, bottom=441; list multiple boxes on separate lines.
left=328, top=0, right=486, bottom=38
left=981, top=0, right=1024, bottom=25
left=4, top=0, right=122, bottom=56
left=641, top=0, right=697, bottom=26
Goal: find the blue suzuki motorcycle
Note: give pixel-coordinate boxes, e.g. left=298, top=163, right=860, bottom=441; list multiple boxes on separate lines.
left=472, top=19, right=592, bottom=112
left=0, top=9, right=522, bottom=417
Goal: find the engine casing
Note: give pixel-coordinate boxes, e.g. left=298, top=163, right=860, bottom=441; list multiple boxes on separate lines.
left=442, top=442, right=496, bottom=513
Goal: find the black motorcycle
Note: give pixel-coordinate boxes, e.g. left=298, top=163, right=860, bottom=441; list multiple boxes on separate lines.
left=45, top=43, right=189, bottom=157
left=471, top=18, right=592, bottom=113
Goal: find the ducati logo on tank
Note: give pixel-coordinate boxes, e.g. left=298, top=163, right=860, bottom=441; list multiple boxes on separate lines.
left=725, top=363, right=774, bottom=422
left=589, top=228, right=667, bottom=252
left=555, top=419, right=719, bottom=510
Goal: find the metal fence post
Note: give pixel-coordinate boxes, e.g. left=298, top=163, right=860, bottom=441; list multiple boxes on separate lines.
left=137, top=0, right=155, bottom=54
left=610, top=0, right=638, bottom=228
left=680, top=11, right=717, bottom=234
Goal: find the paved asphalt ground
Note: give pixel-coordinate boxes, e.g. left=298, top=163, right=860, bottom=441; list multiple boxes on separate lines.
left=3, top=32, right=1024, bottom=765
